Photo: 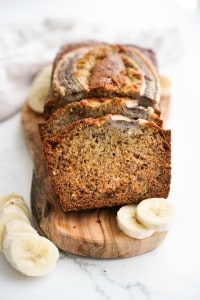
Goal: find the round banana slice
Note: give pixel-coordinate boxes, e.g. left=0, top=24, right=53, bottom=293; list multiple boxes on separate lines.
left=136, top=198, right=174, bottom=231
left=117, top=204, right=155, bottom=239
left=28, top=64, right=53, bottom=113
left=3, top=233, right=59, bottom=277
left=0, top=205, right=30, bottom=251
left=0, top=193, right=30, bottom=217
left=4, top=219, right=38, bottom=237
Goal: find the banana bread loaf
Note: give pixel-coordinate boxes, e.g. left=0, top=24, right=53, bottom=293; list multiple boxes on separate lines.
left=39, top=97, right=162, bottom=140
left=42, top=115, right=171, bottom=212
left=44, top=44, right=160, bottom=119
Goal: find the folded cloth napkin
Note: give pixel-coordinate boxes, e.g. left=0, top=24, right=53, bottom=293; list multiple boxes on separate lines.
left=0, top=18, right=182, bottom=122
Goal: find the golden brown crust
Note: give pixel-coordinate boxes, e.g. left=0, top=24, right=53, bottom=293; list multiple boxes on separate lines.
left=44, top=43, right=160, bottom=119
left=89, top=52, right=127, bottom=91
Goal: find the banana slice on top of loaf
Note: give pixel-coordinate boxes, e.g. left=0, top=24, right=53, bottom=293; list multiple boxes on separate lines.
left=44, top=44, right=160, bottom=119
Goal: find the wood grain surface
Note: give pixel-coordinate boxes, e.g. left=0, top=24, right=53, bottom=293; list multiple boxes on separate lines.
left=21, top=102, right=168, bottom=258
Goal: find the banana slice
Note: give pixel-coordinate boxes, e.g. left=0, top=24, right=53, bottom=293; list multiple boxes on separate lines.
left=4, top=219, right=37, bottom=237
left=160, top=75, right=171, bottom=95
left=28, top=64, right=53, bottom=113
left=0, top=193, right=59, bottom=276
left=0, top=193, right=29, bottom=217
left=117, top=204, right=155, bottom=239
left=136, top=198, right=174, bottom=231
left=3, top=233, right=59, bottom=277
left=0, top=205, right=30, bottom=250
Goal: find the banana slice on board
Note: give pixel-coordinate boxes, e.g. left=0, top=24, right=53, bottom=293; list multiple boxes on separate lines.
left=0, top=193, right=29, bottom=217
left=0, top=193, right=60, bottom=276
left=28, top=64, right=53, bottom=113
left=3, top=233, right=59, bottom=277
left=0, top=205, right=30, bottom=250
left=117, top=204, right=155, bottom=239
left=136, top=198, right=174, bottom=231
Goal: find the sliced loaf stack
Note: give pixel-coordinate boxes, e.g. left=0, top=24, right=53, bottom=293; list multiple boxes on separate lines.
left=39, top=43, right=171, bottom=212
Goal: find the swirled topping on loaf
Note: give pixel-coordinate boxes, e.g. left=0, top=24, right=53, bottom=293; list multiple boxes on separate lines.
left=39, top=97, right=163, bottom=140
left=44, top=44, right=160, bottom=118
left=42, top=114, right=171, bottom=212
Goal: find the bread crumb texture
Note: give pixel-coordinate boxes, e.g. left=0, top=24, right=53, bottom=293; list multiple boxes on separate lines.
left=42, top=115, right=171, bottom=211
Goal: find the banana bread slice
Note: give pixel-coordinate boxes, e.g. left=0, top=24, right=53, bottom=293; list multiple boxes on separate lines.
left=42, top=115, right=171, bottom=212
left=39, top=98, right=163, bottom=140
left=44, top=44, right=160, bottom=118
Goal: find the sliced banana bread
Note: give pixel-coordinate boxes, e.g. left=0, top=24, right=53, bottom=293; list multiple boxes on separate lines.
left=39, top=98, right=162, bottom=140
left=42, top=115, right=171, bottom=212
left=44, top=44, right=160, bottom=119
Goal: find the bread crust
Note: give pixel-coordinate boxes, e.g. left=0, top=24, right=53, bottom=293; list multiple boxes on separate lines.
left=39, top=97, right=163, bottom=140
left=44, top=43, right=160, bottom=119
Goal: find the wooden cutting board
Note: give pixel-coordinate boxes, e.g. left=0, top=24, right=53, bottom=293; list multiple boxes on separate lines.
left=21, top=102, right=168, bottom=258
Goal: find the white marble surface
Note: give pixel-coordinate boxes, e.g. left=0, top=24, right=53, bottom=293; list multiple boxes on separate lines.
left=0, top=0, right=200, bottom=299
